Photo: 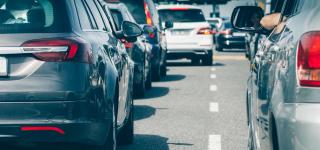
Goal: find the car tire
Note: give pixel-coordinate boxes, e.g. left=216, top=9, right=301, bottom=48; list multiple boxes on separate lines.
left=248, top=129, right=254, bottom=150
left=91, top=102, right=117, bottom=150
left=202, top=52, right=213, bottom=66
left=160, top=62, right=167, bottom=77
left=145, top=67, right=152, bottom=90
left=152, top=64, right=161, bottom=82
left=134, top=80, right=145, bottom=98
left=216, top=47, right=223, bottom=52
left=117, top=91, right=134, bottom=145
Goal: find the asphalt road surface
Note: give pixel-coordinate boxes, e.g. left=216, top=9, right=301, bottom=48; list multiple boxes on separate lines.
left=4, top=49, right=250, bottom=150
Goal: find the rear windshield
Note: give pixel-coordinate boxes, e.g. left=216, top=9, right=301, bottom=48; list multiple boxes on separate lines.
left=0, top=0, right=69, bottom=34
left=120, top=0, right=146, bottom=24
left=159, top=9, right=205, bottom=23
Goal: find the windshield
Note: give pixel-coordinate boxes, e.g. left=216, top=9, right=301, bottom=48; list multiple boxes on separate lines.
left=159, top=9, right=206, bottom=22
left=0, top=0, right=69, bottom=34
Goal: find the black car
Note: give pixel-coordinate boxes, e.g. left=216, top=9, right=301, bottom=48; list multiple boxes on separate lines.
left=120, top=0, right=172, bottom=81
left=0, top=0, right=142, bottom=149
left=215, top=21, right=247, bottom=51
left=106, top=2, right=153, bottom=97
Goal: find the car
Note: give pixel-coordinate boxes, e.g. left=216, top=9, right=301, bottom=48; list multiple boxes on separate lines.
left=158, top=5, right=214, bottom=66
left=120, top=0, right=171, bottom=81
left=106, top=2, right=153, bottom=98
left=207, top=17, right=223, bottom=29
left=231, top=0, right=320, bottom=149
left=215, top=20, right=247, bottom=52
left=0, top=0, right=142, bottom=149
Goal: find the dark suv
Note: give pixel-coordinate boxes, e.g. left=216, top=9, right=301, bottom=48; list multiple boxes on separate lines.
left=120, top=0, right=171, bottom=81
left=0, top=0, right=142, bottom=149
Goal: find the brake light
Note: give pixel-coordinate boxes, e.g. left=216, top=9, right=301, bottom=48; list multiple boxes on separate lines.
left=297, top=32, right=320, bottom=87
left=144, top=2, right=153, bottom=25
left=219, top=29, right=233, bottom=35
left=124, top=42, right=134, bottom=49
left=21, top=126, right=65, bottom=135
left=169, top=8, right=189, bottom=11
left=197, top=27, right=213, bottom=35
left=22, top=38, right=92, bottom=63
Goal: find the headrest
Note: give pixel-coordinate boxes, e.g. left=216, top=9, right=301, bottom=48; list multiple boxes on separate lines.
left=27, top=8, right=45, bottom=26
left=6, top=0, right=34, bottom=11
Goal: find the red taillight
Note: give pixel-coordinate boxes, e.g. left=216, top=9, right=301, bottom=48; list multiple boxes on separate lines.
left=144, top=2, right=153, bottom=25
left=219, top=29, right=233, bottom=35
left=124, top=42, right=134, bottom=49
left=197, top=27, right=213, bottom=35
left=169, top=8, right=189, bottom=11
left=297, top=32, right=320, bottom=87
left=21, top=126, right=65, bottom=135
left=22, top=38, right=91, bottom=63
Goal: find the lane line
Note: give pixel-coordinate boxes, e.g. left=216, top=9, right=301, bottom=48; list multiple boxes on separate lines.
left=210, top=74, right=217, bottom=79
left=209, top=103, right=219, bottom=112
left=210, top=85, right=218, bottom=91
left=208, top=135, right=221, bottom=150
left=211, top=68, right=216, bottom=71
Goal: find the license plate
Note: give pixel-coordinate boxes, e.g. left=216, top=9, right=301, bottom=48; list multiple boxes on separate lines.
left=233, top=33, right=246, bottom=36
left=0, top=57, right=8, bottom=76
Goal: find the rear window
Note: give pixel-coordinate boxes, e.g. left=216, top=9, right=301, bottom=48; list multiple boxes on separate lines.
left=0, top=0, right=69, bottom=34
left=120, top=0, right=146, bottom=24
left=159, top=9, right=205, bottom=23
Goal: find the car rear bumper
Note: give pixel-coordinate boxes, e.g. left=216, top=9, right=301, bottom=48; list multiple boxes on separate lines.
left=217, top=35, right=246, bottom=49
left=167, top=49, right=212, bottom=60
left=276, top=103, right=320, bottom=150
left=0, top=100, right=112, bottom=145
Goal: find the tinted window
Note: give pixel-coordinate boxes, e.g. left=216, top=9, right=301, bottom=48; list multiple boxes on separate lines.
left=0, top=0, right=69, bottom=33
left=75, top=0, right=93, bottom=30
left=110, top=9, right=124, bottom=30
left=120, top=0, right=146, bottom=24
left=85, top=0, right=105, bottom=30
left=159, top=9, right=206, bottom=22
left=223, top=21, right=232, bottom=29
left=94, top=0, right=112, bottom=32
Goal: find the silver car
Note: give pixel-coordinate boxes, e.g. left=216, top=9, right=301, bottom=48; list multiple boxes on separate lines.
left=232, top=0, right=320, bottom=149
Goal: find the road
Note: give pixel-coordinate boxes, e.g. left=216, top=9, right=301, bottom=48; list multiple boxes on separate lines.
left=4, top=50, right=250, bottom=150
left=120, top=50, right=250, bottom=150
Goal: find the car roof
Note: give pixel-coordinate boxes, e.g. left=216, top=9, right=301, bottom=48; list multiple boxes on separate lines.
left=157, top=4, right=201, bottom=10
left=106, top=2, right=126, bottom=10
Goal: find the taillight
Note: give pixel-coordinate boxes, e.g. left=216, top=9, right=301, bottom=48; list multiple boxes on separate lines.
left=22, top=38, right=92, bottom=63
left=124, top=42, right=134, bottom=49
left=197, top=27, right=213, bottom=35
left=219, top=29, right=233, bottom=35
left=144, top=2, right=153, bottom=25
left=297, top=32, right=320, bottom=87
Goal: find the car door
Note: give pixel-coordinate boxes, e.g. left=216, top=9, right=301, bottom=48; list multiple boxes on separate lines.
left=95, top=1, right=132, bottom=126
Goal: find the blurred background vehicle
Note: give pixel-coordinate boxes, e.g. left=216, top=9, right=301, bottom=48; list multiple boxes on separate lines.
left=158, top=5, right=213, bottom=66
left=120, top=0, right=171, bottom=81
left=0, top=0, right=142, bottom=149
left=207, top=17, right=223, bottom=29
left=107, top=2, right=153, bottom=98
left=215, top=20, right=247, bottom=51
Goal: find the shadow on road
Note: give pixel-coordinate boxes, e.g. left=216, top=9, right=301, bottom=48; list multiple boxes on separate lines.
left=134, top=105, right=156, bottom=121
left=135, top=87, right=169, bottom=100
left=162, top=74, right=186, bottom=82
left=119, top=134, right=169, bottom=150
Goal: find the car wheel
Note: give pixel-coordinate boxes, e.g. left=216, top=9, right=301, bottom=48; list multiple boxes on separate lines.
left=248, top=125, right=255, bottom=150
left=134, top=80, right=145, bottom=98
left=160, top=62, right=167, bottom=77
left=152, top=64, right=161, bottom=81
left=117, top=99, right=134, bottom=145
left=145, top=67, right=152, bottom=90
left=202, top=52, right=213, bottom=66
left=91, top=102, right=117, bottom=150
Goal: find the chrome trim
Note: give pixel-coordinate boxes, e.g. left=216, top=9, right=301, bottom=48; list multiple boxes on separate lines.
left=0, top=46, right=68, bottom=54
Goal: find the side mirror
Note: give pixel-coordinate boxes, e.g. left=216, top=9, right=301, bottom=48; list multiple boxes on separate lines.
left=122, top=21, right=143, bottom=38
left=231, top=6, right=266, bottom=34
left=143, top=24, right=155, bottom=34
left=164, top=21, right=173, bottom=29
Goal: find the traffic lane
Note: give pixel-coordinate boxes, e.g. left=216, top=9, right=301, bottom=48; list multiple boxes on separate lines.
left=120, top=51, right=249, bottom=150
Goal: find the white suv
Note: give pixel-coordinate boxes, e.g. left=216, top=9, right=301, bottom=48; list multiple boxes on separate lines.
left=158, top=5, right=214, bottom=65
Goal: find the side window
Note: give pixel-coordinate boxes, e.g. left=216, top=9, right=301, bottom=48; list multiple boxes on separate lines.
left=84, top=0, right=105, bottom=30
left=74, top=0, right=94, bottom=30
left=101, top=4, right=120, bottom=32
left=94, top=0, right=113, bottom=32
left=111, top=10, right=124, bottom=30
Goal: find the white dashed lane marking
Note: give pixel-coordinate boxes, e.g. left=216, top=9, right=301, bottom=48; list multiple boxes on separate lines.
left=210, top=85, right=218, bottom=91
left=208, top=135, right=221, bottom=150
left=209, top=102, right=219, bottom=112
left=210, top=74, right=217, bottom=79
left=211, top=67, right=216, bottom=71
